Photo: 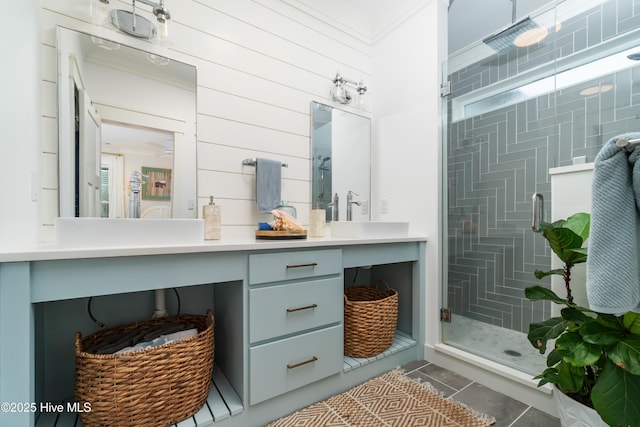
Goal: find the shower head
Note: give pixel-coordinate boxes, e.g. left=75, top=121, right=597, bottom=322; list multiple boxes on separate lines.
left=320, top=156, right=331, bottom=162
left=482, top=17, right=548, bottom=53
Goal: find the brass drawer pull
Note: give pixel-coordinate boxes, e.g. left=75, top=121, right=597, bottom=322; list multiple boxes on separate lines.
left=286, top=304, right=318, bottom=313
left=287, top=356, right=318, bottom=369
left=286, top=262, right=318, bottom=269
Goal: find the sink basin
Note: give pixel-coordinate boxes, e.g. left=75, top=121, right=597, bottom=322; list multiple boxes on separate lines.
left=56, top=218, right=204, bottom=248
left=330, top=221, right=409, bottom=238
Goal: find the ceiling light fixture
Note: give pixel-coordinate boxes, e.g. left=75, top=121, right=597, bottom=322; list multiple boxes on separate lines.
left=331, top=72, right=367, bottom=107
left=93, top=0, right=171, bottom=44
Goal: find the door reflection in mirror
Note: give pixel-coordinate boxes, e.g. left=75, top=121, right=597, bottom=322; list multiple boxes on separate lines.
left=57, top=27, right=196, bottom=219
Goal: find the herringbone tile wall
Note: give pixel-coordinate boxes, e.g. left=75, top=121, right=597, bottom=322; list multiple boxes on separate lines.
left=445, top=0, right=640, bottom=333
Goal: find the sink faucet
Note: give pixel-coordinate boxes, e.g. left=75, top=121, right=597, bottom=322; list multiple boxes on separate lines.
left=346, top=191, right=361, bottom=221
left=327, top=193, right=339, bottom=221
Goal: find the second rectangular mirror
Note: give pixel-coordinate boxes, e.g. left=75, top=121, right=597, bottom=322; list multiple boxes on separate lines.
left=311, top=101, right=371, bottom=222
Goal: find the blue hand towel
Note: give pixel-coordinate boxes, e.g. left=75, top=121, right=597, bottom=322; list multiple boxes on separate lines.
left=586, top=133, right=640, bottom=314
left=255, top=158, right=282, bottom=213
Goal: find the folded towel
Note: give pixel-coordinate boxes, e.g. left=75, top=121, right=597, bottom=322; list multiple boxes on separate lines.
left=586, top=133, right=640, bottom=314
left=255, top=158, right=282, bottom=213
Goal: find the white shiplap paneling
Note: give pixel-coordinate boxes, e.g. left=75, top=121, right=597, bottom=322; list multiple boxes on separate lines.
left=39, top=0, right=373, bottom=235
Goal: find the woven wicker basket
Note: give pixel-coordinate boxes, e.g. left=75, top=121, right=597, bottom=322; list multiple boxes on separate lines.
left=344, top=282, right=398, bottom=358
left=75, top=310, right=214, bottom=427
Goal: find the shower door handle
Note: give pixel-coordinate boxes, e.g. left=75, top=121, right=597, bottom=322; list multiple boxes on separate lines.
left=531, top=193, right=544, bottom=232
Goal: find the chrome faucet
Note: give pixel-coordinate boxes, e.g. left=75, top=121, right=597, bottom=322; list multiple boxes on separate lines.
left=128, top=170, right=144, bottom=218
left=327, top=193, right=339, bottom=221
left=346, top=190, right=361, bottom=221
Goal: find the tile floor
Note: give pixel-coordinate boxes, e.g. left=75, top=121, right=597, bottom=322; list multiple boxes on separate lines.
left=402, top=360, right=561, bottom=427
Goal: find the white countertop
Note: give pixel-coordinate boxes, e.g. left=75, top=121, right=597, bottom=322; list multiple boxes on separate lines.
left=0, top=234, right=428, bottom=263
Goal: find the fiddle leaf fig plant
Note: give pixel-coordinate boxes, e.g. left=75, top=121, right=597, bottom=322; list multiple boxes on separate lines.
left=525, top=212, right=640, bottom=426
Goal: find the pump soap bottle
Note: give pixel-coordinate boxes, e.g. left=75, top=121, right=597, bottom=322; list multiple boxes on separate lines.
left=203, top=196, right=221, bottom=240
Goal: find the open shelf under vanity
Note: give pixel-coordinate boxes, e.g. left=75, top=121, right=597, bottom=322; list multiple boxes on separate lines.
left=34, top=368, right=242, bottom=427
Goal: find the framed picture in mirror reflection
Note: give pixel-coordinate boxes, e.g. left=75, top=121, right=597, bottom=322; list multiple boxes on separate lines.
left=142, top=167, right=172, bottom=201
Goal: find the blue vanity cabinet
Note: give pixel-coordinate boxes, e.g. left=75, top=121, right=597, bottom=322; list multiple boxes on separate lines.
left=248, top=249, right=344, bottom=405
left=0, top=238, right=426, bottom=427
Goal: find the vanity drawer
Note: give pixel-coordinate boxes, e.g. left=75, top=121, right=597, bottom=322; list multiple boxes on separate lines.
left=249, top=249, right=342, bottom=285
left=249, top=324, right=343, bottom=405
left=249, top=277, right=342, bottom=343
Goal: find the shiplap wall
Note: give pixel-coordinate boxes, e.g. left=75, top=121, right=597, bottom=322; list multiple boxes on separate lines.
left=39, top=0, right=374, bottom=241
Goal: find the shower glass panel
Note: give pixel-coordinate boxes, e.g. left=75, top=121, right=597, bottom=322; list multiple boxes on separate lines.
left=442, top=0, right=640, bottom=375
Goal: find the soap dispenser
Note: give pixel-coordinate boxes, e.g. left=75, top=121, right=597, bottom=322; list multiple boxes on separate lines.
left=203, top=196, right=221, bottom=240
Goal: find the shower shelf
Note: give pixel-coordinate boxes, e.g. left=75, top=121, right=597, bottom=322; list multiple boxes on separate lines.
left=343, top=330, right=416, bottom=372
left=34, top=368, right=243, bottom=427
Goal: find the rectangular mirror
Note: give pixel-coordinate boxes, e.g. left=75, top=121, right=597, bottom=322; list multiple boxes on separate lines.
left=311, top=101, right=371, bottom=222
left=57, top=27, right=197, bottom=219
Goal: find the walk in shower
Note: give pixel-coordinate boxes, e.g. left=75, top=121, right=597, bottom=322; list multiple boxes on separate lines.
left=442, top=0, right=640, bottom=375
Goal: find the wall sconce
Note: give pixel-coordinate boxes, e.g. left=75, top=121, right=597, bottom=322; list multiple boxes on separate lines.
left=92, top=0, right=171, bottom=43
left=331, top=72, right=367, bottom=107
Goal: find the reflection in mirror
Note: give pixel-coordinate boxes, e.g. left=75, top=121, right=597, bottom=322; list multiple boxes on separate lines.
left=57, top=27, right=196, bottom=219
left=310, top=102, right=371, bottom=222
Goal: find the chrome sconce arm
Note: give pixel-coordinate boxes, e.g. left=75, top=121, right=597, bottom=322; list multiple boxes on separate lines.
left=94, top=0, right=171, bottom=42
left=331, top=71, right=367, bottom=105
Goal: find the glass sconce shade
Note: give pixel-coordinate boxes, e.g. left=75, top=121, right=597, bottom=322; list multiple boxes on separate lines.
left=91, top=0, right=112, bottom=26
left=331, top=82, right=352, bottom=104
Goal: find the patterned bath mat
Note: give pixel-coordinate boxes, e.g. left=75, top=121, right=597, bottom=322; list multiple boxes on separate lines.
left=266, top=369, right=495, bottom=426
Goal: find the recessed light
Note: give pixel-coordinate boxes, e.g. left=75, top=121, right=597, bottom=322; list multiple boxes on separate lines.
left=514, top=27, right=549, bottom=47
left=579, top=84, right=614, bottom=96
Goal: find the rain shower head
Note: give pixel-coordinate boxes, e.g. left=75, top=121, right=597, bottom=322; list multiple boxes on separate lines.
left=482, top=16, right=548, bottom=53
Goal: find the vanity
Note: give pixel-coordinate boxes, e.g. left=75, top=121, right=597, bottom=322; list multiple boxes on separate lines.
left=0, top=235, right=426, bottom=427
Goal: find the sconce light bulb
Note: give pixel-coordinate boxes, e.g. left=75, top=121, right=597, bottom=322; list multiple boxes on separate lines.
left=156, top=19, right=170, bottom=44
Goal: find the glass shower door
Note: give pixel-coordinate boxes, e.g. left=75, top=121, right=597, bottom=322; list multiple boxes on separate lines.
left=442, top=0, right=640, bottom=375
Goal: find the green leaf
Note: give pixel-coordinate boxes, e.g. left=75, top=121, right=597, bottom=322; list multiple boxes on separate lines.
left=556, top=361, right=585, bottom=394
left=563, top=212, right=590, bottom=242
left=624, top=312, right=640, bottom=335
left=540, top=227, right=585, bottom=264
left=579, top=320, right=625, bottom=346
left=524, top=286, right=569, bottom=305
left=539, top=219, right=565, bottom=230
left=534, top=367, right=559, bottom=387
left=534, top=268, right=565, bottom=279
left=556, top=331, right=601, bottom=367
left=591, top=360, right=640, bottom=427
left=560, top=307, right=592, bottom=324
left=596, top=313, right=624, bottom=329
left=608, top=336, right=640, bottom=375
left=546, top=349, right=562, bottom=367
left=528, top=316, right=569, bottom=353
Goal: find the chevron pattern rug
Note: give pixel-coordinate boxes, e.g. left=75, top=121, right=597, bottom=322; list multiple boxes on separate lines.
left=266, top=369, right=495, bottom=426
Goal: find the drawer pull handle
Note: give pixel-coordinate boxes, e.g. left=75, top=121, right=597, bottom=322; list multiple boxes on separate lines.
left=286, top=262, right=318, bottom=269
left=287, top=304, right=318, bottom=313
left=287, top=356, right=318, bottom=369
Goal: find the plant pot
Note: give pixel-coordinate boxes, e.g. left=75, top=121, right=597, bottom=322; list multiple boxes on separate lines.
left=553, top=386, right=607, bottom=427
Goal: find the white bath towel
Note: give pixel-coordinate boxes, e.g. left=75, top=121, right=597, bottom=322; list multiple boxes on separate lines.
left=586, top=133, right=640, bottom=314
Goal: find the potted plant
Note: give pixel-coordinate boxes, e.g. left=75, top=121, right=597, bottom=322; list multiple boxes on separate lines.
left=525, top=212, right=640, bottom=427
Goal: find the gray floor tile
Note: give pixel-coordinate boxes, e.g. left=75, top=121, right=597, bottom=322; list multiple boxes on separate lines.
left=402, top=361, right=561, bottom=426
left=451, top=383, right=529, bottom=427
left=401, top=359, right=429, bottom=373
left=511, top=407, right=561, bottom=427
left=417, top=363, right=473, bottom=391
left=406, top=370, right=458, bottom=397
